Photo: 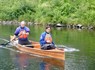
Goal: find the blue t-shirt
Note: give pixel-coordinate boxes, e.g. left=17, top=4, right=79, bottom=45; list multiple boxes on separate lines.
left=40, top=32, right=55, bottom=46
left=14, top=26, right=30, bottom=41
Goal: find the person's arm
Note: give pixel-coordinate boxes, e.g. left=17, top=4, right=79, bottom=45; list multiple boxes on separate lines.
left=26, top=32, right=29, bottom=35
left=10, top=35, right=17, bottom=41
left=14, top=27, right=20, bottom=36
left=40, top=33, right=46, bottom=46
left=52, top=41, right=55, bottom=45
left=25, top=27, right=30, bottom=35
left=11, top=27, right=19, bottom=41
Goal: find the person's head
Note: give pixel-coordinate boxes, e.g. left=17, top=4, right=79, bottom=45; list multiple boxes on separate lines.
left=45, top=26, right=51, bottom=33
left=20, top=21, right=26, bottom=27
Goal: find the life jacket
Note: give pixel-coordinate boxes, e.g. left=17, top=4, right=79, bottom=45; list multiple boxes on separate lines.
left=45, top=33, right=52, bottom=43
left=19, top=28, right=28, bottom=39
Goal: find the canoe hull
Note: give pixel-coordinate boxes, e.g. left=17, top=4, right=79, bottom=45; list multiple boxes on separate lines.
left=10, top=35, right=65, bottom=60
left=16, top=44, right=65, bottom=60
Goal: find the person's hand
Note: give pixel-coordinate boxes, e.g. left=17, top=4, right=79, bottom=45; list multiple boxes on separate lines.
left=19, top=31, right=26, bottom=36
left=10, top=35, right=16, bottom=41
left=22, top=30, right=26, bottom=34
left=18, top=32, right=22, bottom=36
left=46, top=40, right=51, bottom=43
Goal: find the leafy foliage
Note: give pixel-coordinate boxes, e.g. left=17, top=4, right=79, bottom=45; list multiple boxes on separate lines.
left=0, top=0, right=95, bottom=25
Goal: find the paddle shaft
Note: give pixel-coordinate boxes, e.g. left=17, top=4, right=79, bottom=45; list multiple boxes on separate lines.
left=0, top=41, right=11, bottom=46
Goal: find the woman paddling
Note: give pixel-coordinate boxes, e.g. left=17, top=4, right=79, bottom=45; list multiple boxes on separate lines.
left=40, top=26, right=56, bottom=50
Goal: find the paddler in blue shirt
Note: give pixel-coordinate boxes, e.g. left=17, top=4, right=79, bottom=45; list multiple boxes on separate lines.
left=40, top=26, right=56, bottom=50
left=12, top=21, right=30, bottom=45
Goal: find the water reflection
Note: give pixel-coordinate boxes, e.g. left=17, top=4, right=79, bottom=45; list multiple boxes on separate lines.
left=10, top=52, right=30, bottom=70
left=56, top=27, right=63, bottom=31
left=40, top=58, right=64, bottom=70
left=40, top=62, right=51, bottom=70
left=10, top=51, right=64, bottom=70
left=42, top=58, right=64, bottom=68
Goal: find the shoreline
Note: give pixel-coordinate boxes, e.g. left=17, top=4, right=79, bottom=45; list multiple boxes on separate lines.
left=0, top=21, right=95, bottom=30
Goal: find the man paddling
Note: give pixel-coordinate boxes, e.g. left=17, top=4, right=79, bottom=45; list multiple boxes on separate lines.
left=40, top=26, right=56, bottom=50
left=12, top=21, right=30, bottom=45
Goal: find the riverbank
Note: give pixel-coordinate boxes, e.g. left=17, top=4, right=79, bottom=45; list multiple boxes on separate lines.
left=0, top=21, right=95, bottom=30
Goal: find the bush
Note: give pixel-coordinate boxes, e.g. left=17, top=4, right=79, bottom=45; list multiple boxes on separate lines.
left=0, top=0, right=95, bottom=25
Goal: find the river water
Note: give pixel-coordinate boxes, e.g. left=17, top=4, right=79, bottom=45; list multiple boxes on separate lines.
left=0, top=25, right=95, bottom=70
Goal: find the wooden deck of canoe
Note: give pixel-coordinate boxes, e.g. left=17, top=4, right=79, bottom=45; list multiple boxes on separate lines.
left=10, top=36, right=65, bottom=60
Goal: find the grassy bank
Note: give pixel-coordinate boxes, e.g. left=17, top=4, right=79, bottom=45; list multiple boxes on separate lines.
left=0, top=0, right=95, bottom=25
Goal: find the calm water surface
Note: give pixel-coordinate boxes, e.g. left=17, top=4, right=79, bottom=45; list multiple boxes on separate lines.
left=0, top=25, right=95, bottom=70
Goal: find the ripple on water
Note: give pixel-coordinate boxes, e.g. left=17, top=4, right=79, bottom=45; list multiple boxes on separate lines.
left=64, top=47, right=79, bottom=52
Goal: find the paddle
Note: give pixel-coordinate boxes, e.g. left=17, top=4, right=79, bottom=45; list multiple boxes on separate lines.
left=0, top=41, right=10, bottom=45
left=0, top=38, right=10, bottom=46
left=0, top=35, right=17, bottom=46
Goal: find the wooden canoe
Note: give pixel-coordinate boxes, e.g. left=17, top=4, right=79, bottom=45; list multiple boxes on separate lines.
left=10, top=36, right=65, bottom=61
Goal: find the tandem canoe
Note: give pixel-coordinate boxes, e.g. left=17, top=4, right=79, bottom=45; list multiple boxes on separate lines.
left=10, top=36, right=65, bottom=61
